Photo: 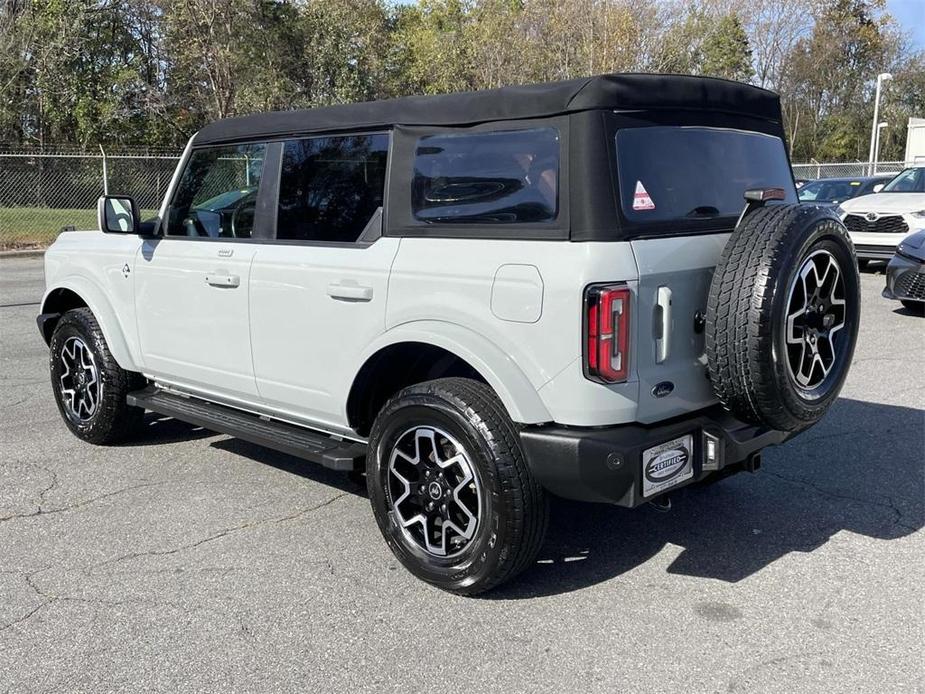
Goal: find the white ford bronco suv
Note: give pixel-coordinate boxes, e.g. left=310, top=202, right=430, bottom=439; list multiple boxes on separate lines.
left=38, top=74, right=861, bottom=594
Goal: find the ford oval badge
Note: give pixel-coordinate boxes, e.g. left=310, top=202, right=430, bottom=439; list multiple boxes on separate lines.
left=652, top=381, right=674, bottom=398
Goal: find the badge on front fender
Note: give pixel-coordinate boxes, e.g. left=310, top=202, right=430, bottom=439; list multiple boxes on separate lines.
left=642, top=434, right=694, bottom=498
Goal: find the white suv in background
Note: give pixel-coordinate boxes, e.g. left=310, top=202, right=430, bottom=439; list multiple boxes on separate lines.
left=838, top=166, right=925, bottom=263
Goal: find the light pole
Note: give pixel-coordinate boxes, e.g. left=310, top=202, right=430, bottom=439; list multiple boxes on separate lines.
left=868, top=72, right=892, bottom=175
left=873, top=121, right=888, bottom=174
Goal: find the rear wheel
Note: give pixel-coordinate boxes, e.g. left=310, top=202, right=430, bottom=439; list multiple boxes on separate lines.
left=366, top=378, right=548, bottom=595
left=50, top=308, right=146, bottom=444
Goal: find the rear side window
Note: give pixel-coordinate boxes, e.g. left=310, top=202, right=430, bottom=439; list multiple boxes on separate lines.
left=412, top=128, right=559, bottom=224
left=166, top=143, right=266, bottom=238
left=277, top=133, right=388, bottom=243
left=615, top=127, right=796, bottom=226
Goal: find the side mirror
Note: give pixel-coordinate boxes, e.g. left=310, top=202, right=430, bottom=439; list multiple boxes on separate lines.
left=97, top=195, right=140, bottom=234
left=872, top=183, right=885, bottom=193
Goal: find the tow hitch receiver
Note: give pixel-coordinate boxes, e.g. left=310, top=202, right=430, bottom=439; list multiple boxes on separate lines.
left=648, top=495, right=672, bottom=512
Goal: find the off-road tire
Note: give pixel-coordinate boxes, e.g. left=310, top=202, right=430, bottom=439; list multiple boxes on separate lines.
left=706, top=204, right=860, bottom=432
left=49, top=308, right=146, bottom=444
left=366, top=377, right=548, bottom=595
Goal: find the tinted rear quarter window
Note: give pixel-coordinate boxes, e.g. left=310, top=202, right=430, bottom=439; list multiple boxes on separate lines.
left=277, top=134, right=388, bottom=243
left=615, top=127, right=796, bottom=227
left=412, top=128, right=559, bottom=224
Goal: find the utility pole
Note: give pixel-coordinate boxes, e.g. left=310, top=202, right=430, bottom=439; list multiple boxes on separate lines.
left=874, top=122, right=888, bottom=174
left=868, top=73, right=892, bottom=175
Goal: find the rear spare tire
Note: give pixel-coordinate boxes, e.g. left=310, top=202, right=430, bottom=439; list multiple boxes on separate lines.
left=705, top=204, right=860, bottom=432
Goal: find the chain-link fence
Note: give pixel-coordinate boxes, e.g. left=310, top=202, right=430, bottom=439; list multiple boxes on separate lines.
left=791, top=160, right=907, bottom=180
left=0, top=145, right=917, bottom=250
left=1, top=147, right=181, bottom=250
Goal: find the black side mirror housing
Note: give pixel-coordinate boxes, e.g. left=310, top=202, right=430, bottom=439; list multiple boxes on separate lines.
left=97, top=195, right=141, bottom=234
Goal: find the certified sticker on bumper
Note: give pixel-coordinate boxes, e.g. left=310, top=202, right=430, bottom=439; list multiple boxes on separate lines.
left=642, top=434, right=694, bottom=498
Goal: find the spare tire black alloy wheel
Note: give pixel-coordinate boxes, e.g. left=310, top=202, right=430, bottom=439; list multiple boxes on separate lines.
left=784, top=250, right=847, bottom=392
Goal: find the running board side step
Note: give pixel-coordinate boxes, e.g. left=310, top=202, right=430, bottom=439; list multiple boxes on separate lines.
left=126, top=386, right=366, bottom=472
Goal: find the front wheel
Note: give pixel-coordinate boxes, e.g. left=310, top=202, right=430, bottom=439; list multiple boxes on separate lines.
left=366, top=378, right=548, bottom=595
left=49, top=308, right=146, bottom=444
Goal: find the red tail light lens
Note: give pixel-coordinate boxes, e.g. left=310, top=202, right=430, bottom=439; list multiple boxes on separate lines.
left=584, top=284, right=630, bottom=383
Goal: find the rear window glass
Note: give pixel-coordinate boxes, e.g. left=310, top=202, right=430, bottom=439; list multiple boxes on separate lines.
left=615, top=127, right=796, bottom=225
left=412, top=128, right=559, bottom=224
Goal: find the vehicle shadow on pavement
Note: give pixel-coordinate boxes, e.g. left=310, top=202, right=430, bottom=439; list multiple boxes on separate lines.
left=125, top=413, right=219, bottom=446
left=210, top=437, right=369, bottom=498
left=489, top=397, right=924, bottom=600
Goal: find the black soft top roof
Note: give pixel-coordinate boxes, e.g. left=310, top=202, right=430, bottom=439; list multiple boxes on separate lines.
left=193, top=73, right=782, bottom=146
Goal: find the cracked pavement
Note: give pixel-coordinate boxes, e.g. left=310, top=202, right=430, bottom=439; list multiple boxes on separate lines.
left=1, top=256, right=923, bottom=693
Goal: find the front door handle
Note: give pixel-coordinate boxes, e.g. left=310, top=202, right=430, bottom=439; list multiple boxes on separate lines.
left=205, top=273, right=240, bottom=288
left=326, top=282, right=373, bottom=302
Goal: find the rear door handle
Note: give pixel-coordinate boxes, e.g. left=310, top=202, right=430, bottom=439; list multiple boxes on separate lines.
left=326, top=282, right=373, bottom=302
left=205, top=273, right=240, bottom=288
left=655, top=286, right=672, bottom=363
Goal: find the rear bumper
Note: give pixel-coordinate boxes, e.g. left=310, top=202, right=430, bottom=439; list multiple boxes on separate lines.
left=520, top=406, right=796, bottom=507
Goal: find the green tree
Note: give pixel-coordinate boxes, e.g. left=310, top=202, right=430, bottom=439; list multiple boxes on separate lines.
left=701, top=14, right=754, bottom=81
left=388, top=0, right=473, bottom=95
left=780, top=0, right=900, bottom=161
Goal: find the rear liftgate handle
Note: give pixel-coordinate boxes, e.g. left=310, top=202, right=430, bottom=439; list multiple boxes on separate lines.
left=655, top=286, right=672, bottom=364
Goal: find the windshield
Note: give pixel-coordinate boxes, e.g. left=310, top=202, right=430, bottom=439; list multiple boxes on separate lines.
left=882, top=167, right=925, bottom=193
left=798, top=179, right=860, bottom=203
left=615, top=126, right=796, bottom=226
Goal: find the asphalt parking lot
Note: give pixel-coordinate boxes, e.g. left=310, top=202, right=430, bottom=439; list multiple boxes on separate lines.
left=1, top=255, right=922, bottom=693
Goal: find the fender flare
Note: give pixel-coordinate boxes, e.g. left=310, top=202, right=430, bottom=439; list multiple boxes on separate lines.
left=351, top=320, right=553, bottom=424
left=40, top=277, right=140, bottom=371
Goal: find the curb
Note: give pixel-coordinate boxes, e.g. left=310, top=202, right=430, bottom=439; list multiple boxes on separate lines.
left=0, top=249, right=46, bottom=259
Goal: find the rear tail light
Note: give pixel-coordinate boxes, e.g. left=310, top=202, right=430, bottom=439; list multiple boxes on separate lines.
left=584, top=284, right=631, bottom=383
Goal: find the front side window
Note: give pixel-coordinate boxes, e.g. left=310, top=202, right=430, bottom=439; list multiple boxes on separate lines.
left=277, top=134, right=389, bottom=243
left=166, top=143, right=266, bottom=238
left=412, top=128, right=559, bottom=224
left=615, top=127, right=796, bottom=227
